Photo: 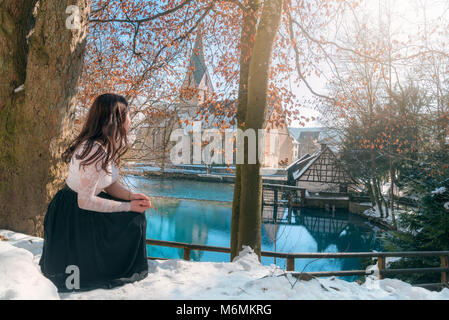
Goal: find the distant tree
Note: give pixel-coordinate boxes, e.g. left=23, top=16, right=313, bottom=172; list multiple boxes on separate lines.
left=315, top=0, right=449, bottom=225
left=129, top=101, right=181, bottom=173
left=383, top=149, right=449, bottom=285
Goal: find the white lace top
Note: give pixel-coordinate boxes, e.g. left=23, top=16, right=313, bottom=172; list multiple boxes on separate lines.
left=66, top=141, right=131, bottom=213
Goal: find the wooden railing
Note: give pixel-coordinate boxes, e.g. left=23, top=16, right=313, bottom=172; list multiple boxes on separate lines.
left=146, top=239, right=449, bottom=290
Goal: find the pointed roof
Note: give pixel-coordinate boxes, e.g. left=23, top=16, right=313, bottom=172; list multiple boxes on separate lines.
left=293, top=145, right=354, bottom=184
left=190, top=35, right=207, bottom=86
left=183, top=31, right=214, bottom=92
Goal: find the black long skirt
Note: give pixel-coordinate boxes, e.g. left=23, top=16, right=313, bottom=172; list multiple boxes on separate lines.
left=39, top=184, right=148, bottom=292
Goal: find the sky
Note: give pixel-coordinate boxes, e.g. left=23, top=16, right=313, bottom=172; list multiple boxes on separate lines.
left=198, top=0, right=448, bottom=128
left=99, top=0, right=448, bottom=129
left=288, top=0, right=449, bottom=128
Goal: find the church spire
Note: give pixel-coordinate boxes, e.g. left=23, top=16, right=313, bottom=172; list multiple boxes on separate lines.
left=189, top=32, right=207, bottom=87
left=181, top=28, right=213, bottom=104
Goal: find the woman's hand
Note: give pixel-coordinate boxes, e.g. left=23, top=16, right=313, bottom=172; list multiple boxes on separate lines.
left=130, top=192, right=151, bottom=202
left=130, top=199, right=152, bottom=213
left=129, top=192, right=152, bottom=213
left=130, top=193, right=152, bottom=213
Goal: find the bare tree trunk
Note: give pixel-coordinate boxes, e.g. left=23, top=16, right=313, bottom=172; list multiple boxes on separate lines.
left=230, top=165, right=241, bottom=260
left=237, top=0, right=283, bottom=260
left=366, top=181, right=375, bottom=205
left=378, top=178, right=388, bottom=218
left=0, top=1, right=35, bottom=203
left=389, top=160, right=396, bottom=227
left=161, top=126, right=167, bottom=174
left=0, top=0, right=91, bottom=237
left=230, top=0, right=260, bottom=261
left=370, top=177, right=380, bottom=218
left=369, top=147, right=384, bottom=218
left=373, top=177, right=385, bottom=218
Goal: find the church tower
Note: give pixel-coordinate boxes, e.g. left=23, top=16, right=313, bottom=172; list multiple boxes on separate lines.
left=180, top=31, right=214, bottom=116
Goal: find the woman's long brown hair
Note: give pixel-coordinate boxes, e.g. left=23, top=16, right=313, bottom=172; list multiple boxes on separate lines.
left=62, top=93, right=130, bottom=173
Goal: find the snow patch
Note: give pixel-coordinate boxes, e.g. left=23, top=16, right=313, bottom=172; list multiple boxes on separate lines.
left=1, top=229, right=449, bottom=300
left=14, top=84, right=24, bottom=93
left=432, top=187, right=447, bottom=195
left=0, top=241, right=59, bottom=299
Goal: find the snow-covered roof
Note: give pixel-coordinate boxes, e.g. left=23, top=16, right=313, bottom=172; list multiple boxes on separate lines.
left=290, top=145, right=353, bottom=184
left=293, top=152, right=320, bottom=181
left=285, top=153, right=312, bottom=171
left=286, top=152, right=318, bottom=181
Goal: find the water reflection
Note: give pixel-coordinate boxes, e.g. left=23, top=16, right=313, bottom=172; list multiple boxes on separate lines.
left=145, top=198, right=232, bottom=261
left=124, top=175, right=382, bottom=278
left=261, top=207, right=380, bottom=278
left=125, top=174, right=234, bottom=202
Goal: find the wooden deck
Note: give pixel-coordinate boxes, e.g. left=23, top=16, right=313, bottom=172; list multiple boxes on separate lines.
left=262, top=183, right=350, bottom=210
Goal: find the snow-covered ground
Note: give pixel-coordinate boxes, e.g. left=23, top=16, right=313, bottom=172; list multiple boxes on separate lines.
left=363, top=205, right=411, bottom=232
left=1, top=229, right=449, bottom=300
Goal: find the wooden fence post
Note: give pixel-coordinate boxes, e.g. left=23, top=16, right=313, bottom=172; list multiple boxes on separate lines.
left=300, top=189, right=306, bottom=206
left=184, top=247, right=191, bottom=261
left=441, top=255, right=448, bottom=284
left=287, top=257, right=295, bottom=271
left=378, top=257, right=386, bottom=280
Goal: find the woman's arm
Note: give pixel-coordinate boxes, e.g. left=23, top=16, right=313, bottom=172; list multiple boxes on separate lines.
left=104, top=180, right=132, bottom=201
left=77, top=154, right=132, bottom=213
left=105, top=180, right=153, bottom=204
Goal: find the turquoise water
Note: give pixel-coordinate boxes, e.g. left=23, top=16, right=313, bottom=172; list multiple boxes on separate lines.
left=124, top=175, right=383, bottom=278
